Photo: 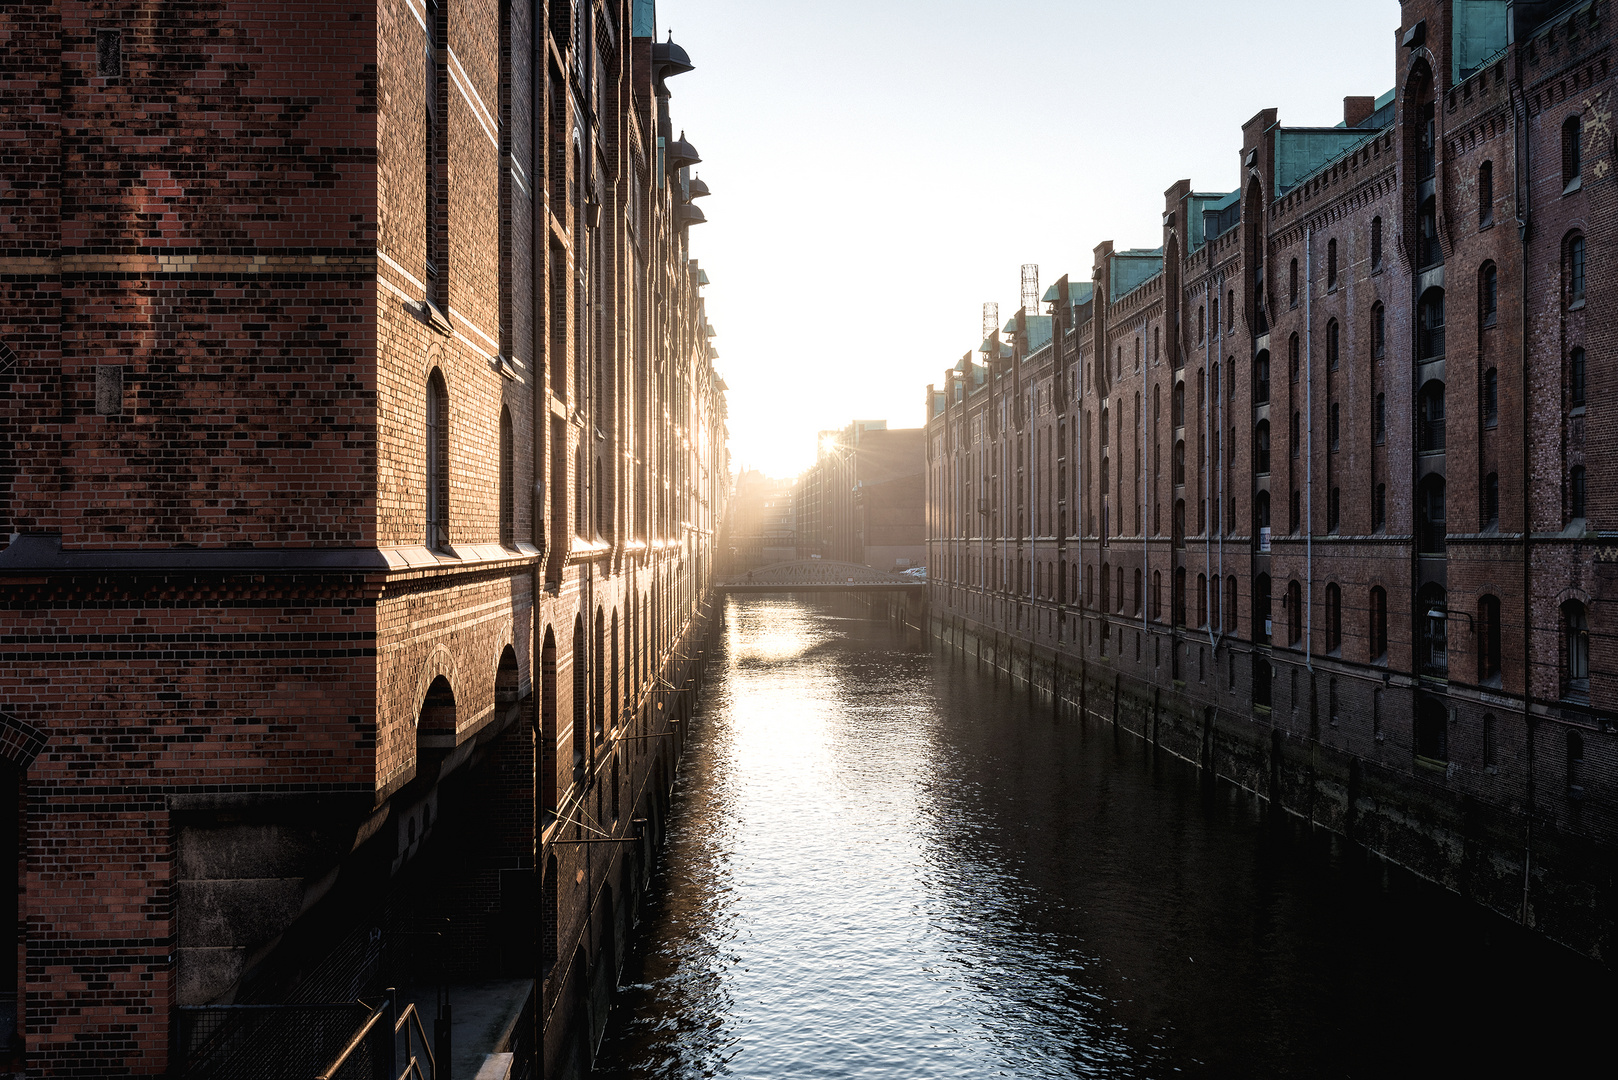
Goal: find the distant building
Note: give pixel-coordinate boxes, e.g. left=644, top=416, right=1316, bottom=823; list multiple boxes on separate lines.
left=730, top=470, right=797, bottom=569
left=797, top=421, right=925, bottom=570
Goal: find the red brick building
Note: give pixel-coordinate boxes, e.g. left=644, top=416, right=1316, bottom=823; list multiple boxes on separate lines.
left=795, top=421, right=927, bottom=571
left=927, top=0, right=1616, bottom=960
left=0, top=0, right=727, bottom=1075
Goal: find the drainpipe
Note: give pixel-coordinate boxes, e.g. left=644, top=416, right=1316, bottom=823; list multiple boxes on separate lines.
left=1216, top=264, right=1225, bottom=650
left=1208, top=273, right=1219, bottom=650
left=1509, top=40, right=1535, bottom=925
left=1305, top=226, right=1314, bottom=669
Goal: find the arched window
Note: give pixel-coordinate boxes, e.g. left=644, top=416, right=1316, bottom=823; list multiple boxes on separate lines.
left=540, top=626, right=558, bottom=818
left=1419, top=194, right=1441, bottom=267
left=1289, top=258, right=1299, bottom=307
left=1418, top=380, right=1446, bottom=452
left=1152, top=569, right=1162, bottom=619
left=1570, top=347, right=1586, bottom=407
left=1483, top=472, right=1499, bottom=527
left=1479, top=594, right=1501, bottom=682
left=1101, top=407, right=1110, bottom=446
left=1483, top=368, right=1499, bottom=425
left=1134, top=567, right=1143, bottom=614
left=1254, top=419, right=1271, bottom=473
left=1369, top=586, right=1388, bottom=661
left=1197, top=304, right=1205, bottom=342
left=1226, top=575, right=1238, bottom=633
left=592, top=608, right=606, bottom=740
left=1479, top=161, right=1494, bottom=226
left=1326, top=583, right=1342, bottom=653
left=1197, top=573, right=1208, bottom=626
left=1480, top=263, right=1498, bottom=328
left=1563, top=115, right=1582, bottom=189
left=426, top=371, right=450, bottom=550
left=1254, top=574, right=1272, bottom=645
left=1173, top=439, right=1186, bottom=486
left=1117, top=565, right=1125, bottom=613
left=1289, top=332, right=1300, bottom=380
left=1418, top=287, right=1445, bottom=359
left=1415, top=696, right=1449, bottom=762
left=1173, top=498, right=1186, bottom=548
left=1286, top=580, right=1303, bottom=646
left=1326, top=319, right=1339, bottom=370
left=1371, top=216, right=1383, bottom=269
left=1173, top=566, right=1186, bottom=625
left=572, top=616, right=587, bottom=762
left=1228, top=289, right=1235, bottom=330
left=1417, top=474, right=1447, bottom=553
left=1327, top=238, right=1338, bottom=290
left=1372, top=302, right=1385, bottom=358
left=1563, top=600, right=1590, bottom=700
left=499, top=406, right=514, bottom=546
left=1567, top=234, right=1586, bottom=306
left=1172, top=382, right=1184, bottom=426
left=1417, top=583, right=1449, bottom=674
left=1101, top=561, right=1111, bottom=610
left=1255, top=350, right=1270, bottom=404
left=1570, top=464, right=1586, bottom=520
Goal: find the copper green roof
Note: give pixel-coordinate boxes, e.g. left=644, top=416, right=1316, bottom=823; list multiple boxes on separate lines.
left=1109, top=249, right=1163, bottom=302
left=1453, top=1, right=1509, bottom=83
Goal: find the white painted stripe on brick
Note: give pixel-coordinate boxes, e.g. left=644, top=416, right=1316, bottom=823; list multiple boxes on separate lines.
left=449, top=60, right=500, bottom=150
left=449, top=47, right=500, bottom=140
left=378, top=249, right=426, bottom=293
left=450, top=307, right=499, bottom=352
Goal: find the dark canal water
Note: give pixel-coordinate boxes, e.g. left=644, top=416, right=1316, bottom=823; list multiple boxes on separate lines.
left=595, top=596, right=1612, bottom=1078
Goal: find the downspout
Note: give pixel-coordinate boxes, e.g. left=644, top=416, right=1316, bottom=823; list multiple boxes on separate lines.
left=1305, top=226, right=1314, bottom=669
left=1216, top=261, right=1225, bottom=649
left=1210, top=275, right=1216, bottom=654
left=1509, top=37, right=1535, bottom=926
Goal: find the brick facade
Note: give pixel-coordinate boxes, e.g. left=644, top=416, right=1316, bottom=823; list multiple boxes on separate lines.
left=0, top=0, right=727, bottom=1075
left=926, top=0, right=1616, bottom=961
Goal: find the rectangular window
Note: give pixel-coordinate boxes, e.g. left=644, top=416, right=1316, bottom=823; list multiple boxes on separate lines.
left=97, top=29, right=122, bottom=79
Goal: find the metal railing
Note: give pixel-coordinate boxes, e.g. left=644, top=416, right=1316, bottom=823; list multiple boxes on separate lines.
left=318, top=990, right=437, bottom=1080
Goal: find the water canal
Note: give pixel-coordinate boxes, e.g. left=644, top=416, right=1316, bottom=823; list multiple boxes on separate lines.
left=595, top=596, right=1611, bottom=1078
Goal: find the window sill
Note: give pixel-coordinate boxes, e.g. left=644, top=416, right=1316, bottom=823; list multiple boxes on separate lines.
left=1479, top=219, right=1494, bottom=231
left=1567, top=299, right=1586, bottom=311
left=1563, top=177, right=1582, bottom=196
left=1415, top=755, right=1449, bottom=773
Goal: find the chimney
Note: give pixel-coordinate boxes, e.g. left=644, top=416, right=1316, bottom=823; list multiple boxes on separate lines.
left=1343, top=96, right=1375, bottom=128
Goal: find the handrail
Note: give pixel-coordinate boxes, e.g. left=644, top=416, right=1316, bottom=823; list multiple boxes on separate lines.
left=396, top=1002, right=437, bottom=1080
left=315, top=999, right=389, bottom=1080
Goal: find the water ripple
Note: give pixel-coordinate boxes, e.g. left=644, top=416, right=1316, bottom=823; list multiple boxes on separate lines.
left=594, top=597, right=1613, bottom=1079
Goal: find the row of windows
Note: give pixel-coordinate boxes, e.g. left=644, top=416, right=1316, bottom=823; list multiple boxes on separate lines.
left=424, top=370, right=517, bottom=550
left=946, top=550, right=1595, bottom=700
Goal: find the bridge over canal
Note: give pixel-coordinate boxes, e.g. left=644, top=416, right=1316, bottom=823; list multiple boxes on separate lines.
left=718, top=559, right=925, bottom=594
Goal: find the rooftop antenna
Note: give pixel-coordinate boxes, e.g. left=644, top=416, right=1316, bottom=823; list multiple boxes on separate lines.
left=1020, top=263, right=1040, bottom=316
left=981, top=302, right=999, bottom=345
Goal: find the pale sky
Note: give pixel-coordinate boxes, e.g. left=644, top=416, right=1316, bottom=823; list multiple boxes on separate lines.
left=667, top=0, right=1404, bottom=479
